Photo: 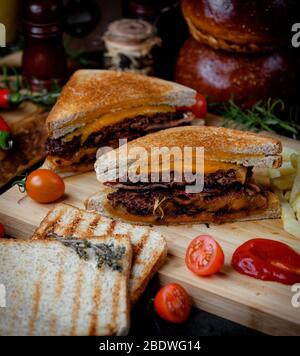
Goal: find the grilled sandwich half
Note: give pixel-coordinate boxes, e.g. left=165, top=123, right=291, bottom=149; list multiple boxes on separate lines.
left=86, top=126, right=282, bottom=225
left=44, top=70, right=200, bottom=176
left=0, top=235, right=132, bottom=336
left=32, top=203, right=168, bottom=304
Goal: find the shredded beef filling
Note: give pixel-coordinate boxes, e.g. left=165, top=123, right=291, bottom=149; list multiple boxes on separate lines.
left=106, top=178, right=268, bottom=219
left=46, top=111, right=194, bottom=160
left=105, top=168, right=262, bottom=218
left=105, top=168, right=252, bottom=192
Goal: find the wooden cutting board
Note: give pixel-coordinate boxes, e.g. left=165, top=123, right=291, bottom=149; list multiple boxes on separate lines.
left=0, top=126, right=300, bottom=336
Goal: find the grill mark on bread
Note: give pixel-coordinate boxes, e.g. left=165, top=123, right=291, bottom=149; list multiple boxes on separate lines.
left=52, top=249, right=67, bottom=334
left=63, top=212, right=81, bottom=236
left=55, top=274, right=64, bottom=298
left=34, top=209, right=65, bottom=240
left=54, top=251, right=67, bottom=299
left=107, top=220, right=116, bottom=235
left=70, top=263, right=84, bottom=336
left=89, top=270, right=102, bottom=336
left=88, top=215, right=101, bottom=234
left=49, top=315, right=57, bottom=335
left=132, top=232, right=149, bottom=257
left=46, top=212, right=65, bottom=239
left=28, top=273, right=43, bottom=335
left=109, top=276, right=121, bottom=335
left=132, top=256, right=143, bottom=265
left=8, top=307, right=18, bottom=336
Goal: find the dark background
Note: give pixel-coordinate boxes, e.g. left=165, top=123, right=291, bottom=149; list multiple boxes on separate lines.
left=129, top=276, right=262, bottom=336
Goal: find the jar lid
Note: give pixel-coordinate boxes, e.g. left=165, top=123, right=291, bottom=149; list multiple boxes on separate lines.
left=104, top=19, right=157, bottom=45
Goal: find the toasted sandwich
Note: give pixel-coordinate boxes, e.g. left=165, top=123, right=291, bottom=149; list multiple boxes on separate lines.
left=86, top=126, right=282, bottom=225
left=32, top=203, right=168, bottom=304
left=44, top=70, right=200, bottom=176
left=0, top=235, right=132, bottom=336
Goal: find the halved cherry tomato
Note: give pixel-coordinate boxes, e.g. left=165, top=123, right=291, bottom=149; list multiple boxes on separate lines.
left=0, top=89, right=23, bottom=109
left=25, top=169, right=65, bottom=203
left=154, top=283, right=191, bottom=323
left=177, top=92, right=207, bottom=118
left=0, top=223, right=5, bottom=238
left=186, top=235, right=224, bottom=276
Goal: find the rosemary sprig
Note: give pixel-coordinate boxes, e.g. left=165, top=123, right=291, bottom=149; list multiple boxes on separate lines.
left=22, top=90, right=61, bottom=109
left=47, top=232, right=126, bottom=272
left=1, top=65, right=11, bottom=89
left=212, top=98, right=300, bottom=136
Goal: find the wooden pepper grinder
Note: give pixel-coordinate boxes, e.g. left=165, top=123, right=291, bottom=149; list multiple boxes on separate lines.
left=22, top=0, right=67, bottom=91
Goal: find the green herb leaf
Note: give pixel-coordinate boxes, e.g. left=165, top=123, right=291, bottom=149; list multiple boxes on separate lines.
left=212, top=98, right=300, bottom=136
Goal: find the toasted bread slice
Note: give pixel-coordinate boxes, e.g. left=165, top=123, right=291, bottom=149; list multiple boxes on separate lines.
left=47, top=70, right=196, bottom=139
left=85, top=186, right=281, bottom=225
left=32, top=203, right=168, bottom=304
left=0, top=236, right=131, bottom=336
left=95, top=126, right=282, bottom=183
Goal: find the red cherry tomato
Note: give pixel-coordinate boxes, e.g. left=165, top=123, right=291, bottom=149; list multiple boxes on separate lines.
left=0, top=223, right=5, bottom=238
left=0, top=89, right=10, bottom=109
left=154, top=283, right=191, bottom=323
left=186, top=235, right=225, bottom=276
left=190, top=93, right=207, bottom=118
left=176, top=93, right=207, bottom=118
left=25, top=169, right=65, bottom=203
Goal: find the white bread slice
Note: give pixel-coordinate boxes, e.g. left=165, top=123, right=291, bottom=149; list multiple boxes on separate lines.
left=32, top=203, right=168, bottom=305
left=0, top=236, right=131, bottom=336
left=47, top=70, right=196, bottom=139
left=85, top=186, right=281, bottom=226
left=95, top=126, right=282, bottom=183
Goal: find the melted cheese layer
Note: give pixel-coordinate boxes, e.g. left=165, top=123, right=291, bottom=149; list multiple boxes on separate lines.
left=64, top=105, right=175, bottom=144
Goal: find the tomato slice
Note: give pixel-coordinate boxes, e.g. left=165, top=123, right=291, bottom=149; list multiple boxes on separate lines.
left=186, top=235, right=224, bottom=276
left=25, top=169, right=65, bottom=203
left=154, top=283, right=191, bottom=323
left=0, top=223, right=5, bottom=238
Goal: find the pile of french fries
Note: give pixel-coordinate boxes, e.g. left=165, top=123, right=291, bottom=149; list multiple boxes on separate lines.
left=268, top=147, right=300, bottom=238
